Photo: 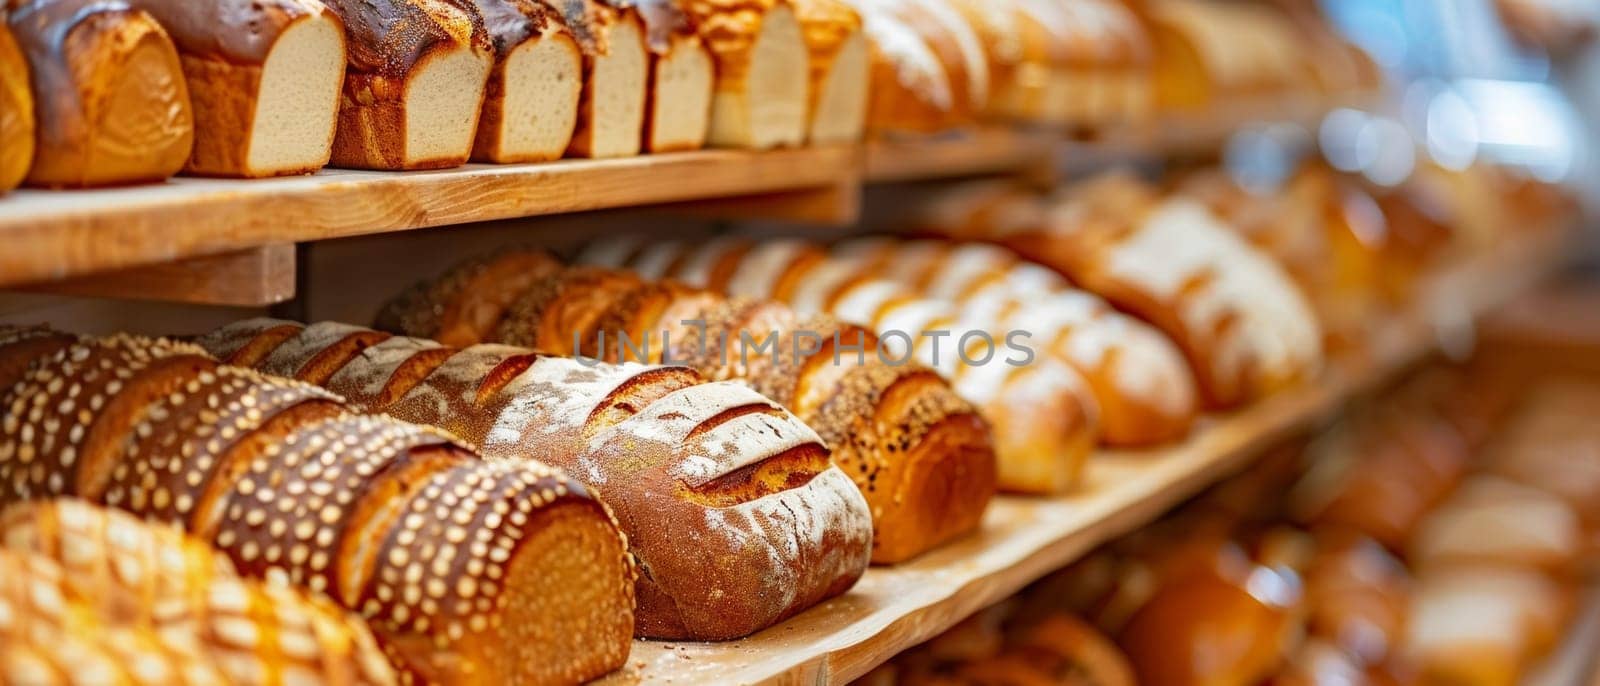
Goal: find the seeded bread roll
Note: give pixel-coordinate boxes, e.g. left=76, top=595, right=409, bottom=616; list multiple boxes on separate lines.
left=320, top=0, right=494, bottom=169
left=554, top=0, right=650, bottom=158
left=0, top=330, right=640, bottom=684
left=0, top=325, right=76, bottom=393
left=0, top=498, right=396, bottom=686
left=0, top=17, right=33, bottom=193
left=452, top=0, right=584, bottom=163
left=125, top=0, right=348, bottom=177
left=9, top=0, right=193, bottom=188
left=579, top=236, right=1102, bottom=493
left=199, top=317, right=876, bottom=639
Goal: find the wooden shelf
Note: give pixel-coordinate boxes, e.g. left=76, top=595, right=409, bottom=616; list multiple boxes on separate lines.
left=602, top=232, right=1570, bottom=685
left=864, top=128, right=1059, bottom=184
left=0, top=146, right=857, bottom=289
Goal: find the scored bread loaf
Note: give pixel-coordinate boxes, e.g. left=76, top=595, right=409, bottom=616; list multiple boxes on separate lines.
left=0, top=329, right=638, bottom=684
left=8, top=0, right=194, bottom=188
left=379, top=256, right=998, bottom=563
left=0, top=16, right=32, bottom=193
left=637, top=0, right=713, bottom=152
left=556, top=0, right=649, bottom=158
left=680, top=0, right=810, bottom=149
left=320, top=0, right=493, bottom=170
left=791, top=0, right=868, bottom=143
left=125, top=0, right=348, bottom=178
left=0, top=498, right=397, bottom=686
left=577, top=236, right=1102, bottom=494
left=198, top=318, right=874, bottom=639
left=456, top=0, right=584, bottom=163
left=827, top=236, right=1198, bottom=446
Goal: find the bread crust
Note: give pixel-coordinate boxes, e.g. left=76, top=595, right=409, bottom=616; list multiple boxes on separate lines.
left=0, top=18, right=34, bottom=193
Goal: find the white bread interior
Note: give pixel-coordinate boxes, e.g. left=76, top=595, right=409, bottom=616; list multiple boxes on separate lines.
left=646, top=38, right=713, bottom=152
left=248, top=15, right=345, bottom=175
left=573, top=17, right=647, bottom=158
left=807, top=30, right=867, bottom=144
left=404, top=44, right=492, bottom=166
left=708, top=5, right=808, bottom=149
left=480, top=33, right=582, bottom=162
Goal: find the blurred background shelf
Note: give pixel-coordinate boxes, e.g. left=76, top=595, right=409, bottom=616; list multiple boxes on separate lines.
left=605, top=230, right=1572, bottom=686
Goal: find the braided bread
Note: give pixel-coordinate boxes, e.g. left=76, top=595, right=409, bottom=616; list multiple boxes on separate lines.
left=377, top=254, right=997, bottom=562
left=576, top=236, right=1101, bottom=494
left=0, top=498, right=395, bottom=686
left=0, top=329, right=637, bottom=684
left=197, top=317, right=873, bottom=639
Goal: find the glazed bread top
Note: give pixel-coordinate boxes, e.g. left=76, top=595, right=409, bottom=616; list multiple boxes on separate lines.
left=634, top=0, right=696, bottom=53
left=127, top=0, right=333, bottom=63
left=451, top=0, right=560, bottom=55
left=321, top=0, right=481, bottom=75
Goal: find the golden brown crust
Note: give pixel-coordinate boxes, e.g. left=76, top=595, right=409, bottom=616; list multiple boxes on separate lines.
left=10, top=0, right=193, bottom=188
left=377, top=249, right=565, bottom=346
left=678, top=0, right=782, bottom=82
left=0, top=19, right=34, bottom=193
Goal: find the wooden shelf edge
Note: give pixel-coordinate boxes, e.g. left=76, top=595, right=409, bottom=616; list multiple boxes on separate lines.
left=607, top=230, right=1571, bottom=686
left=0, top=146, right=857, bottom=289
left=10, top=245, right=297, bottom=306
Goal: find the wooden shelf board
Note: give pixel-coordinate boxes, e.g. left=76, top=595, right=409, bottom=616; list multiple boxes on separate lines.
left=604, top=231, right=1570, bottom=686
left=864, top=128, right=1058, bottom=185
left=0, top=146, right=856, bottom=289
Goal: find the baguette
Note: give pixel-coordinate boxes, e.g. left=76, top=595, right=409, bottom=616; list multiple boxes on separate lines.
left=320, top=0, right=493, bottom=170
left=555, top=0, right=649, bottom=158
left=0, top=331, right=639, bottom=684
left=0, top=499, right=396, bottom=686
left=456, top=0, right=584, bottom=163
left=125, top=0, right=348, bottom=177
left=0, top=16, right=33, bottom=193
left=791, top=0, right=868, bottom=143
left=637, top=0, right=713, bottom=151
left=8, top=0, right=194, bottom=188
left=577, top=237, right=1100, bottom=494
left=199, top=317, right=875, bottom=639
left=681, top=0, right=810, bottom=149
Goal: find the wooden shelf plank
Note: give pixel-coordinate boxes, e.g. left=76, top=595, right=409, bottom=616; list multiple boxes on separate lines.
left=11, top=245, right=297, bottom=306
left=601, top=232, right=1570, bottom=686
left=0, top=146, right=856, bottom=288
left=864, top=128, right=1059, bottom=185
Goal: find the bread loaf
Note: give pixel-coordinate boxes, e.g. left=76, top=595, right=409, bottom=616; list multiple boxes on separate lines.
left=124, top=0, right=347, bottom=178
left=0, top=330, right=639, bottom=684
left=455, top=0, right=583, bottom=163
left=320, top=0, right=493, bottom=170
left=8, top=0, right=193, bottom=188
left=844, top=0, right=956, bottom=133
left=636, top=0, right=713, bottom=152
left=0, top=499, right=397, bottom=686
left=680, top=0, right=810, bottom=149
left=199, top=317, right=875, bottom=639
left=0, top=17, right=33, bottom=193
left=381, top=257, right=997, bottom=562
left=790, top=0, right=867, bottom=143
left=577, top=236, right=1101, bottom=494
left=556, top=0, right=649, bottom=158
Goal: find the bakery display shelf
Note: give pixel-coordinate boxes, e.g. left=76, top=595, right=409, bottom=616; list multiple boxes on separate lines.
left=0, top=145, right=857, bottom=290
left=863, top=127, right=1060, bottom=184
left=604, top=231, right=1570, bottom=686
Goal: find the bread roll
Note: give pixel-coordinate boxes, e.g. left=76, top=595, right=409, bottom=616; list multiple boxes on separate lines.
left=556, top=0, right=649, bottom=158
left=321, top=0, right=493, bottom=170
left=0, top=499, right=396, bottom=686
left=1403, top=566, right=1573, bottom=686
left=0, top=17, right=33, bottom=193
left=1117, top=561, right=1302, bottom=686
left=457, top=0, right=584, bottom=163
left=1408, top=475, right=1584, bottom=577
left=679, top=0, right=809, bottom=149
left=199, top=318, right=875, bottom=640
left=9, top=0, right=193, bottom=188
left=125, top=0, right=347, bottom=178
left=636, top=0, right=713, bottom=151
left=1053, top=0, right=1152, bottom=126
left=791, top=0, right=867, bottom=143
left=577, top=236, right=1100, bottom=494
left=0, top=331, right=640, bottom=684
left=387, top=259, right=997, bottom=563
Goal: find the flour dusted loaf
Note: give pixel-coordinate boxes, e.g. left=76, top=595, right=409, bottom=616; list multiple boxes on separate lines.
left=842, top=0, right=985, bottom=133
left=791, top=0, right=867, bottom=143
left=636, top=0, right=713, bottom=152
left=0, top=498, right=397, bottom=686
left=556, top=0, right=649, bottom=158
left=0, top=328, right=638, bottom=684
left=198, top=317, right=874, bottom=639
left=378, top=255, right=997, bottom=563
left=9, top=0, right=193, bottom=188
left=578, top=236, right=1101, bottom=494
left=126, top=0, right=347, bottom=178
left=456, top=0, right=583, bottom=163
left=679, top=0, right=810, bottom=149
left=0, top=17, right=32, bottom=193
left=319, top=0, right=492, bottom=170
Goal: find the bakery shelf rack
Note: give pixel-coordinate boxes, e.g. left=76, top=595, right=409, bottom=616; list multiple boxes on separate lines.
left=603, top=230, right=1572, bottom=685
